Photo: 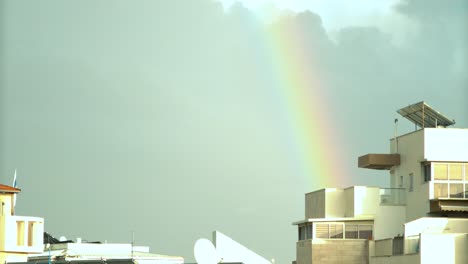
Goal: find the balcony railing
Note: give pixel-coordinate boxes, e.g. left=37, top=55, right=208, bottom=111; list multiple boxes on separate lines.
left=379, top=188, right=406, bottom=205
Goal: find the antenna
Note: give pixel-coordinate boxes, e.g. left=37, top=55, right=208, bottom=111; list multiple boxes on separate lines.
left=131, top=231, right=134, bottom=260
left=394, top=118, right=399, bottom=153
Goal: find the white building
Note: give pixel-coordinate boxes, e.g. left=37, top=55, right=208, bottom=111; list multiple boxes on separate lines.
left=293, top=102, right=468, bottom=264
left=25, top=240, right=184, bottom=264
left=0, top=182, right=183, bottom=264
left=0, top=184, right=44, bottom=264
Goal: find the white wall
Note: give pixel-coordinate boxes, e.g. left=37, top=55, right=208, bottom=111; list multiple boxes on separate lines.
left=391, top=130, right=430, bottom=222
left=405, top=218, right=468, bottom=237
left=325, top=189, right=345, bottom=218
left=0, top=215, right=44, bottom=253
left=344, top=188, right=354, bottom=217
left=374, top=205, right=406, bottom=240
left=213, top=231, right=271, bottom=264
left=424, top=128, right=468, bottom=162
left=420, top=233, right=468, bottom=264
left=353, top=186, right=380, bottom=217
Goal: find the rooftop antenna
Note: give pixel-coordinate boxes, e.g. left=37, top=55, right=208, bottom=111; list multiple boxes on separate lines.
left=131, top=231, right=134, bottom=260
left=394, top=118, right=399, bottom=153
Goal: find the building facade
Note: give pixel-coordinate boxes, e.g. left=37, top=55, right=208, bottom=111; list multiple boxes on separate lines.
left=293, top=102, right=468, bottom=264
left=0, top=184, right=44, bottom=264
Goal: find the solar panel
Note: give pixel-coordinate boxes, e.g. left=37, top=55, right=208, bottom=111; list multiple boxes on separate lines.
left=397, top=101, right=455, bottom=128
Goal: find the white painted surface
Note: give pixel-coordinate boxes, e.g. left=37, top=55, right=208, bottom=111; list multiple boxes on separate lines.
left=324, top=189, right=344, bottom=218
left=404, top=217, right=468, bottom=237
left=424, top=128, right=468, bottom=162
left=374, top=205, right=405, bottom=240
left=0, top=215, right=44, bottom=253
left=213, top=231, right=271, bottom=264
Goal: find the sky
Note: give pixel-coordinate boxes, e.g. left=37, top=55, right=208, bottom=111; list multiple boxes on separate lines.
left=0, top=0, right=467, bottom=263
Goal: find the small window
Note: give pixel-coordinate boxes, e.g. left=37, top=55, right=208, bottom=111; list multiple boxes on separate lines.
left=399, top=176, right=404, bottom=187
left=17, top=221, right=25, bottom=246
left=423, top=163, right=431, bottom=182
left=409, top=174, right=414, bottom=192
left=298, top=225, right=307, bottom=240
left=306, top=224, right=313, bottom=239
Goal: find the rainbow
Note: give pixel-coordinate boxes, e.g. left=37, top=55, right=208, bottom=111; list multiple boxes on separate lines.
left=246, top=11, right=349, bottom=190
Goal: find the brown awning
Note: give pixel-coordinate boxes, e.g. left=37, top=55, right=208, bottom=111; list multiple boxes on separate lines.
left=430, top=199, right=468, bottom=213
left=358, top=154, right=400, bottom=170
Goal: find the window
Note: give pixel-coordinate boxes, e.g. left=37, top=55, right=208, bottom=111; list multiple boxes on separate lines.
left=298, top=225, right=306, bottom=240
left=409, top=174, right=414, bottom=192
left=423, top=163, right=431, bottom=182
left=431, top=162, right=468, bottom=199
left=345, top=225, right=358, bottom=239
left=434, top=164, right=448, bottom=180
left=358, top=225, right=373, bottom=240
left=449, top=164, right=463, bottom=180
left=434, top=183, right=448, bottom=198
left=330, top=224, right=343, bottom=239
left=450, top=184, right=464, bottom=198
left=28, top=222, right=35, bottom=246
left=316, top=224, right=329, bottom=239
left=298, top=224, right=314, bottom=241
left=306, top=224, right=313, bottom=239
left=17, top=221, right=25, bottom=246
left=399, top=176, right=404, bottom=187
left=315, top=223, right=372, bottom=240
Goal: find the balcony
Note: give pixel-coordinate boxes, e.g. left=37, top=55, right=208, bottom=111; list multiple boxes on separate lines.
left=358, top=154, right=400, bottom=170
left=0, top=215, right=44, bottom=253
left=380, top=188, right=406, bottom=205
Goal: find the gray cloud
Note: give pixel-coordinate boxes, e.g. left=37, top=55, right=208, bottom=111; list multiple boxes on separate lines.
left=1, top=0, right=466, bottom=263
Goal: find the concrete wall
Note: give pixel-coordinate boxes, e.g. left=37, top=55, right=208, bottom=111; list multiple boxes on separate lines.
left=371, top=254, right=420, bottom=264
left=454, top=234, right=468, bottom=264
left=374, top=239, right=392, bottom=257
left=297, top=240, right=369, bottom=264
left=306, top=190, right=325, bottom=219
left=0, top=194, right=13, bottom=216
left=391, top=130, right=430, bottom=222
left=424, top=128, right=468, bottom=162
left=345, top=188, right=355, bottom=217
left=0, top=215, right=44, bottom=253
left=325, top=189, right=344, bottom=218
left=420, top=233, right=468, bottom=264
left=374, top=205, right=405, bottom=240
left=305, top=189, right=345, bottom=219
left=296, top=240, right=312, bottom=264
left=344, top=186, right=380, bottom=218
left=404, top=217, right=468, bottom=237
left=0, top=252, right=28, bottom=264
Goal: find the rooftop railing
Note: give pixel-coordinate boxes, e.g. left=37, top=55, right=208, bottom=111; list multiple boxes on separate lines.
left=379, top=188, right=406, bottom=205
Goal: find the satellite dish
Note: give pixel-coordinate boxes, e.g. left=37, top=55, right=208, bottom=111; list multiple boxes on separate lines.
left=194, top=238, right=220, bottom=264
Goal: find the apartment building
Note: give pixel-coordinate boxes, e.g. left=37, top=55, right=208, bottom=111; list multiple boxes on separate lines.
left=293, top=102, right=468, bottom=264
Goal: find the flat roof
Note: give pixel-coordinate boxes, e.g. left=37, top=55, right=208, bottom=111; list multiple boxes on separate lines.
left=293, top=216, right=375, bottom=225
left=397, top=101, right=455, bottom=128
